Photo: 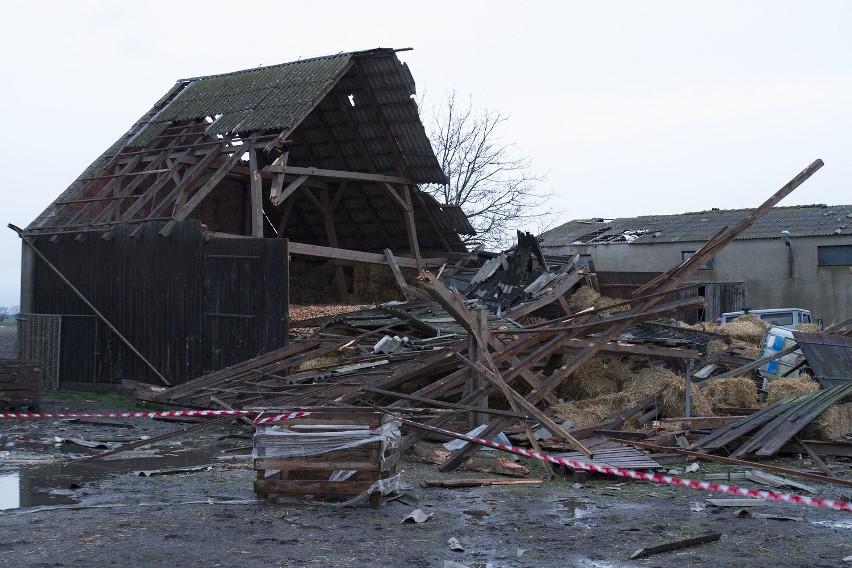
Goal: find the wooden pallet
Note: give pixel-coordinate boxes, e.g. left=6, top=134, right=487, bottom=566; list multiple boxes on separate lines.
left=253, top=409, right=399, bottom=508
left=0, top=360, right=41, bottom=411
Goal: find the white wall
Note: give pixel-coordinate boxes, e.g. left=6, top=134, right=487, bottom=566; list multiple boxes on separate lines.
left=544, top=236, right=852, bottom=325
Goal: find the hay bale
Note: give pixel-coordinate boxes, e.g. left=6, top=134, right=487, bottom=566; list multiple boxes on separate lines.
left=623, top=366, right=677, bottom=398
left=552, top=392, right=640, bottom=427
left=558, top=357, right=631, bottom=400
left=810, top=403, right=852, bottom=441
left=567, top=285, right=601, bottom=313
left=765, top=375, right=821, bottom=405
left=794, top=323, right=822, bottom=333
left=718, top=318, right=767, bottom=345
left=702, top=377, right=758, bottom=410
left=657, top=375, right=713, bottom=417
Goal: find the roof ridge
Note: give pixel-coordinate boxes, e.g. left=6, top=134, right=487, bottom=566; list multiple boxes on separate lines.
left=175, top=47, right=394, bottom=83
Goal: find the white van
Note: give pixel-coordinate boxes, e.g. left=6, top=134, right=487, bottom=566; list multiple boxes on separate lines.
left=719, top=308, right=813, bottom=330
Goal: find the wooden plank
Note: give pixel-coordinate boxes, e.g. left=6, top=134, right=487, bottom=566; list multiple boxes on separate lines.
left=287, top=241, right=445, bottom=268
left=630, top=533, right=722, bottom=559
left=265, top=164, right=416, bottom=186
left=254, top=478, right=376, bottom=496
left=503, top=269, right=583, bottom=320
left=248, top=148, right=264, bottom=238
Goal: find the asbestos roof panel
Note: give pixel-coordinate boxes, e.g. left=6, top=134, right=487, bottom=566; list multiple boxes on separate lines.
left=793, top=332, right=852, bottom=381
left=540, top=205, right=852, bottom=246
left=131, top=53, right=353, bottom=145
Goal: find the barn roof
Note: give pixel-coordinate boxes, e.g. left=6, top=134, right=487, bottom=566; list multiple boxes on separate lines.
left=27, top=48, right=469, bottom=255
left=540, top=204, right=852, bottom=247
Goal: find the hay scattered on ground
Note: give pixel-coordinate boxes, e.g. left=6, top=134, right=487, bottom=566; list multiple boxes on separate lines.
left=704, top=339, right=728, bottom=356
left=765, top=375, right=821, bottom=405
left=567, top=285, right=601, bottom=313
left=811, top=403, right=852, bottom=441
left=557, top=357, right=631, bottom=399
left=794, top=323, right=822, bottom=333
left=681, top=321, right=720, bottom=332
left=717, top=317, right=767, bottom=345
left=657, top=375, right=713, bottom=417
left=295, top=354, right=339, bottom=371
left=702, top=377, right=758, bottom=410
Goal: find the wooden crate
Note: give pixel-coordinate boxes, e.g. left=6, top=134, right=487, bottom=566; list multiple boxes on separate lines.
left=0, top=360, right=41, bottom=411
left=253, top=408, right=400, bottom=507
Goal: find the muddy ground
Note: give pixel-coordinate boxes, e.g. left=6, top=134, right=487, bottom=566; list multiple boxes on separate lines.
left=1, top=328, right=851, bottom=567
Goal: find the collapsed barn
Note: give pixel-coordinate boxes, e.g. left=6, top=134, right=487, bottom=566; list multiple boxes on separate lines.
left=10, top=47, right=851, bottom=499
left=17, top=48, right=472, bottom=390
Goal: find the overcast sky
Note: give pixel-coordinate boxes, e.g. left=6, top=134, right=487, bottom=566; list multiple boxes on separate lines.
left=1, top=1, right=850, bottom=307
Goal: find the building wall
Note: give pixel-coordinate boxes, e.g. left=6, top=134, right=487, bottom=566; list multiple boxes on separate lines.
left=21, top=221, right=288, bottom=387
left=544, top=235, right=852, bottom=325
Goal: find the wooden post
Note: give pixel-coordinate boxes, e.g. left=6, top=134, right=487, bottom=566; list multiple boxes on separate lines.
left=249, top=148, right=264, bottom=238
left=402, top=186, right=422, bottom=271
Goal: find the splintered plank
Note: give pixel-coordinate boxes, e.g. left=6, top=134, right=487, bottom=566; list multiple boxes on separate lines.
left=630, top=532, right=722, bottom=559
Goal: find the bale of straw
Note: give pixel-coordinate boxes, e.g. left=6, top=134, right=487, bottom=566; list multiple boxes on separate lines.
left=657, top=375, right=713, bottom=417
left=809, top=403, right=852, bottom=441
left=557, top=357, right=630, bottom=400
left=717, top=319, right=766, bottom=345
left=552, top=392, right=640, bottom=427
left=794, top=323, right=822, bottom=333
left=622, top=366, right=677, bottom=398
left=702, top=377, right=758, bottom=410
left=765, top=375, right=821, bottom=405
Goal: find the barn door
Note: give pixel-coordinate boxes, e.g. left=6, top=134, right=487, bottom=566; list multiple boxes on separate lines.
left=203, top=253, right=260, bottom=372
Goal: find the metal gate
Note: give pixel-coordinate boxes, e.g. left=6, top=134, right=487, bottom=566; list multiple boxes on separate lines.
left=17, top=314, right=61, bottom=390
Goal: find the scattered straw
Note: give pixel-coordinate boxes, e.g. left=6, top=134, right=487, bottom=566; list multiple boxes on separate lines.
left=794, top=323, right=822, bottom=333
left=568, top=285, right=601, bottom=313
left=765, top=375, right=821, bottom=405
left=552, top=392, right=640, bottom=427
left=702, top=377, right=758, bottom=410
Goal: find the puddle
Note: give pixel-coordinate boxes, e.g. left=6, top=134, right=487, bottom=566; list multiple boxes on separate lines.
left=559, top=498, right=596, bottom=519
left=0, top=448, right=215, bottom=511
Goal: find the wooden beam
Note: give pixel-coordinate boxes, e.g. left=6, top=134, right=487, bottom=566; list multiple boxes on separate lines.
left=320, top=190, right=349, bottom=302
left=287, top=241, right=445, bottom=268
left=160, top=137, right=258, bottom=237
left=249, top=148, right=264, bottom=238
left=264, top=164, right=416, bottom=186
left=271, top=174, right=308, bottom=207
left=402, top=186, right=422, bottom=271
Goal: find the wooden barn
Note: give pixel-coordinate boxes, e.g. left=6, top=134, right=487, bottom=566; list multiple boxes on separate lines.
left=18, top=48, right=472, bottom=390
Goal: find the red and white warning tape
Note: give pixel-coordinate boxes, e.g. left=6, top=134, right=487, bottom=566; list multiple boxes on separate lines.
left=0, top=409, right=256, bottom=420
left=392, top=415, right=852, bottom=513
left=253, top=411, right=315, bottom=424
left=3, top=407, right=849, bottom=511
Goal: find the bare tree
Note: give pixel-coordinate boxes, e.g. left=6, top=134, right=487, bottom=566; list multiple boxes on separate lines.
left=420, top=90, right=556, bottom=249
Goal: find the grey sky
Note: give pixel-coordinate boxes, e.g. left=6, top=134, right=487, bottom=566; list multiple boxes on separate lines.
left=1, top=0, right=850, bottom=307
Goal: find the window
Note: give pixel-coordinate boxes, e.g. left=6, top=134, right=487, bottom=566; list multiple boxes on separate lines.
left=761, top=313, right=794, bottom=326
left=681, top=251, right=714, bottom=270
left=818, top=244, right=852, bottom=266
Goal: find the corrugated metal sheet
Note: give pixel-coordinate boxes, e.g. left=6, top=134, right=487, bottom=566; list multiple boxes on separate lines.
left=541, top=205, right=852, bottom=246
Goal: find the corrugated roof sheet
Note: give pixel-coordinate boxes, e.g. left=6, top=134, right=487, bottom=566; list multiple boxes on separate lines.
left=540, top=204, right=852, bottom=246
left=131, top=53, right=352, bottom=146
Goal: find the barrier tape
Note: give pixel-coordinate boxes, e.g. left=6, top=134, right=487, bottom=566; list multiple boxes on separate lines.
left=392, top=415, right=852, bottom=513
left=253, top=411, right=315, bottom=424
left=4, top=407, right=849, bottom=511
left=0, top=409, right=257, bottom=420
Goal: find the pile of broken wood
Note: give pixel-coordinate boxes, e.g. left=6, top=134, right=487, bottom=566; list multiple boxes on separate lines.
left=139, top=159, right=851, bottom=487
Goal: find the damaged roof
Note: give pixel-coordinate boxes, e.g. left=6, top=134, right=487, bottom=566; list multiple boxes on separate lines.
left=26, top=48, right=468, bottom=253
left=540, top=204, right=852, bottom=246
